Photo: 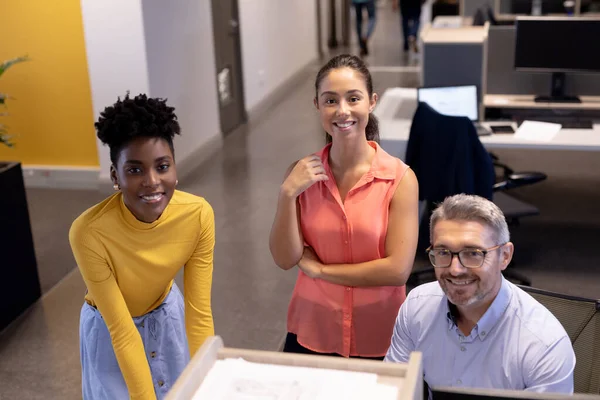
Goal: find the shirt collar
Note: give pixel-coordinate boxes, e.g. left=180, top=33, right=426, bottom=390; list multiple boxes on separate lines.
left=119, top=192, right=170, bottom=230
left=445, top=300, right=458, bottom=330
left=444, top=277, right=513, bottom=340
left=476, top=277, right=512, bottom=340
left=319, top=141, right=397, bottom=182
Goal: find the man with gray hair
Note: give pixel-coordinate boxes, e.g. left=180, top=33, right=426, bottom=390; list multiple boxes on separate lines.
left=385, top=194, right=575, bottom=394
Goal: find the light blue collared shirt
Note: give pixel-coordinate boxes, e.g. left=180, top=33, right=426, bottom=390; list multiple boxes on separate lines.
left=385, top=277, right=575, bottom=393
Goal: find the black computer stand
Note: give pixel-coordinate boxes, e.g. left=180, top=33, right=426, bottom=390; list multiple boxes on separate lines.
left=535, top=72, right=581, bottom=103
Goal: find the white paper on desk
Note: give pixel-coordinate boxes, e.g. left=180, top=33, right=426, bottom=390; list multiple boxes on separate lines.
left=514, top=120, right=561, bottom=142
left=192, top=358, right=399, bottom=400
left=432, top=16, right=463, bottom=28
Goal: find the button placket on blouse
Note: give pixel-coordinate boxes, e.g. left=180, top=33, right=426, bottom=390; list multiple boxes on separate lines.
left=342, top=292, right=353, bottom=355
left=341, top=206, right=353, bottom=355
left=341, top=207, right=350, bottom=249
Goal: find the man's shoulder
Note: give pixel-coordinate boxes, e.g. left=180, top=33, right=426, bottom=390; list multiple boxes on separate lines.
left=509, top=283, right=570, bottom=347
left=405, top=281, right=446, bottom=311
left=408, top=281, right=445, bottom=297
left=400, top=282, right=449, bottom=339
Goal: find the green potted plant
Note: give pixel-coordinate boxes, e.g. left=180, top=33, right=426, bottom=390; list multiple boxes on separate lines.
left=0, top=55, right=41, bottom=332
left=1, top=56, right=29, bottom=147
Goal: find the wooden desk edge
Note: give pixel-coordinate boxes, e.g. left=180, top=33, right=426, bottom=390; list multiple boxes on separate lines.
left=484, top=94, right=600, bottom=110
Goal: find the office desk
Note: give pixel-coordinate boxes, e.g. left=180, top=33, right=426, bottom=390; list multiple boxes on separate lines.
left=166, top=336, right=424, bottom=400
left=375, top=88, right=600, bottom=161
left=430, top=15, right=473, bottom=28
left=485, top=94, right=600, bottom=110
left=422, top=23, right=487, bottom=43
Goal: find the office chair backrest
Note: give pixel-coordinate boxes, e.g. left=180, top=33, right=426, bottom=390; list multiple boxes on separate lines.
left=406, top=102, right=495, bottom=204
left=472, top=3, right=496, bottom=26
left=519, top=285, right=600, bottom=394
left=473, top=8, right=487, bottom=26
left=485, top=3, right=497, bottom=25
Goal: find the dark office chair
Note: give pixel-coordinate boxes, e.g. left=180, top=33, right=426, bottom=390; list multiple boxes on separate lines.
left=485, top=3, right=498, bottom=25
left=472, top=3, right=496, bottom=26
left=405, top=102, right=547, bottom=287
left=472, top=7, right=487, bottom=26
left=519, top=285, right=600, bottom=394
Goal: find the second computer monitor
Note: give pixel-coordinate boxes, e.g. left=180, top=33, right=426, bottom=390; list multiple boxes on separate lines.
left=417, top=85, right=479, bottom=121
left=514, top=17, right=600, bottom=73
left=514, top=17, right=600, bottom=102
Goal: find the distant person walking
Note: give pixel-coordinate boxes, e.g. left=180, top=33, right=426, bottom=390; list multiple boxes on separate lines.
left=393, top=0, right=423, bottom=53
left=352, top=0, right=377, bottom=56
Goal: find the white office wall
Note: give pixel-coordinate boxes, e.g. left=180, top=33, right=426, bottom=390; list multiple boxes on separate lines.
left=238, top=0, right=319, bottom=111
left=141, top=0, right=221, bottom=166
left=320, top=0, right=330, bottom=55
left=82, top=1, right=317, bottom=181
left=80, top=0, right=150, bottom=182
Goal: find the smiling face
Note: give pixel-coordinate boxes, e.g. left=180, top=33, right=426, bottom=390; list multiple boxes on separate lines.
left=432, top=219, right=512, bottom=311
left=314, top=67, right=377, bottom=143
left=110, top=137, right=177, bottom=223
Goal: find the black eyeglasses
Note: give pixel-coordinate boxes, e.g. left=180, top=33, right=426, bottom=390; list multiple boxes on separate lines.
left=426, top=243, right=506, bottom=269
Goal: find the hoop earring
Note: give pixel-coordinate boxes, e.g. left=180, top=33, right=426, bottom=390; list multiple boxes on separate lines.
left=176, top=179, right=179, bottom=186
left=113, top=183, right=119, bottom=191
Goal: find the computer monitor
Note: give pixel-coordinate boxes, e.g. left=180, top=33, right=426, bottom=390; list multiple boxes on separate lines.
left=432, top=386, right=600, bottom=400
left=514, top=17, right=600, bottom=103
left=417, top=85, right=479, bottom=121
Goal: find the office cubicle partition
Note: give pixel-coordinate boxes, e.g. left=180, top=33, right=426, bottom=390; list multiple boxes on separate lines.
left=422, top=26, right=488, bottom=104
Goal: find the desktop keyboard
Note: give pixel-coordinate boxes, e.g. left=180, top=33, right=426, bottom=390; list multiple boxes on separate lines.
left=475, top=125, right=492, bottom=136
left=518, top=118, right=594, bottom=130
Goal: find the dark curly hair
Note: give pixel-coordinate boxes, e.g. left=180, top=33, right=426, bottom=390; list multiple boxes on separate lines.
left=95, top=93, right=181, bottom=165
left=314, top=54, right=379, bottom=144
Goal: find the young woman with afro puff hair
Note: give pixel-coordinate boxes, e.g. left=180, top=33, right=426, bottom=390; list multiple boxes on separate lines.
left=69, top=94, right=215, bottom=400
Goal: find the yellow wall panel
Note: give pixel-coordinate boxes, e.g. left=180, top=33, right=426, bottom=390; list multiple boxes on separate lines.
left=0, top=0, right=99, bottom=167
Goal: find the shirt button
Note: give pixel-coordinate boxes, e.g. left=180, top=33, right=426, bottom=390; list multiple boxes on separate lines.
left=141, top=322, right=145, bottom=328
left=158, top=380, right=164, bottom=387
left=344, top=240, right=348, bottom=244
left=151, top=351, right=156, bottom=358
left=481, top=331, right=486, bottom=336
left=342, top=215, right=347, bottom=220
left=457, top=379, right=462, bottom=385
left=346, top=287, right=351, bottom=291
left=460, top=346, right=466, bottom=352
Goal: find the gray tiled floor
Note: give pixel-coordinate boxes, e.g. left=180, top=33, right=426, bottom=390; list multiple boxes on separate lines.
left=0, top=270, right=84, bottom=400
left=25, top=188, right=105, bottom=293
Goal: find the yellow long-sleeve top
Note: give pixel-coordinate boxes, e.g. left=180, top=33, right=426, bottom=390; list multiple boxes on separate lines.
left=69, top=190, right=215, bottom=400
